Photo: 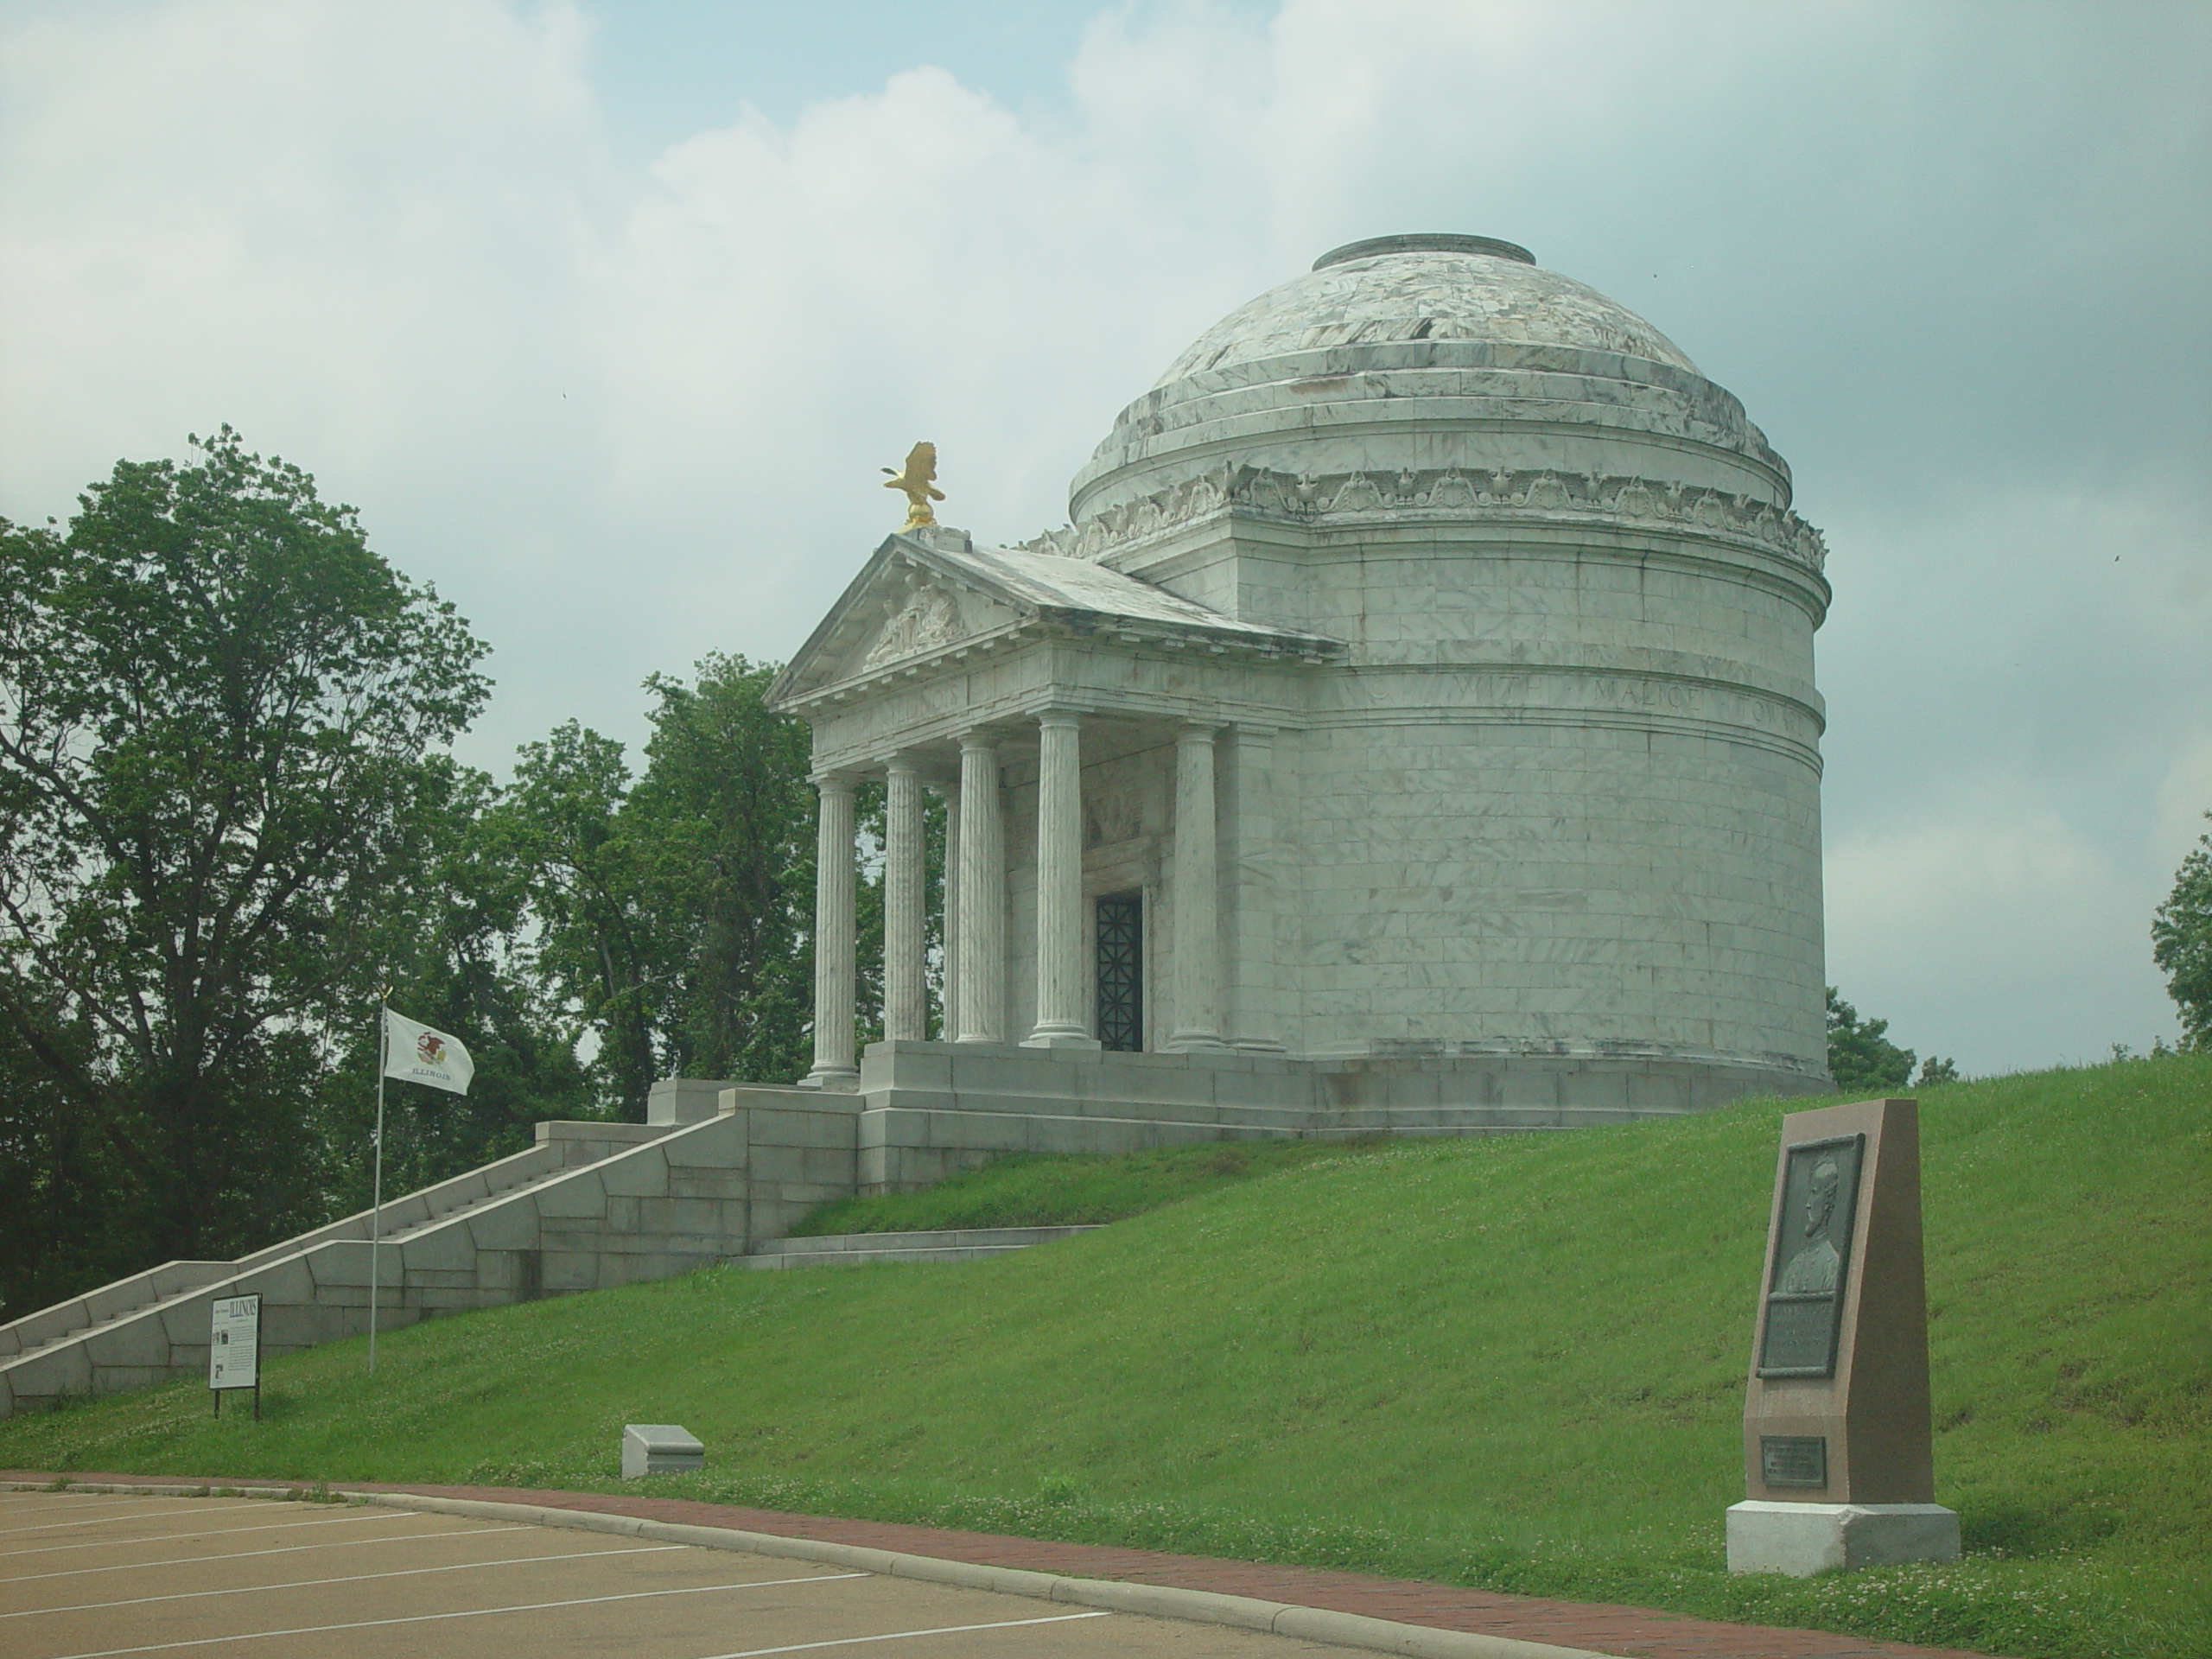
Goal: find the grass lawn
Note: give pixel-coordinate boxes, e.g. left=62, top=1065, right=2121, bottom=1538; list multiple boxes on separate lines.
left=3, top=1055, right=2205, bottom=1659
left=785, top=1134, right=1393, bottom=1234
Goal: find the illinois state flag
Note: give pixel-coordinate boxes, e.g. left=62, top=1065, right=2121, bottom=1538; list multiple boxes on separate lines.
left=381, top=1007, right=474, bottom=1096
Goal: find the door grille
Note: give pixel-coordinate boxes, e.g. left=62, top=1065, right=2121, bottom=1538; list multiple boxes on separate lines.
left=1096, top=892, right=1143, bottom=1052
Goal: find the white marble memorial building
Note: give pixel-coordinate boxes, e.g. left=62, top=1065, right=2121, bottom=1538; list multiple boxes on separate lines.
left=0, top=235, right=1849, bottom=1411
left=768, top=233, right=1834, bottom=1181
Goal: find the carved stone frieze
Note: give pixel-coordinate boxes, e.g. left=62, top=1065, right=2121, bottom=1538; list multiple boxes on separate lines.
left=858, top=579, right=966, bottom=671
left=1018, top=464, right=1829, bottom=574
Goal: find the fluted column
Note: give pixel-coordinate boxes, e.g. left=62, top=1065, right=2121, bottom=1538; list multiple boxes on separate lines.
left=804, top=772, right=859, bottom=1087
left=1026, top=710, right=1098, bottom=1048
left=884, top=756, right=926, bottom=1042
left=1170, top=723, right=1224, bottom=1049
left=938, top=784, right=962, bottom=1042
left=1222, top=723, right=1285, bottom=1052
left=955, top=734, right=1005, bottom=1042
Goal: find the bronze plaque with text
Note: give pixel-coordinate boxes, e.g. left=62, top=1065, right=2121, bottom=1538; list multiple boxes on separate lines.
left=1760, top=1434, right=1828, bottom=1489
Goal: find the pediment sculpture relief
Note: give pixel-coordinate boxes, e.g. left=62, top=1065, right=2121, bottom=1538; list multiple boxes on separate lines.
left=857, top=581, right=969, bottom=673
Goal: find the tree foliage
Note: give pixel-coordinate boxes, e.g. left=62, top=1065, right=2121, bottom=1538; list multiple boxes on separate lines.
left=2152, top=814, right=2212, bottom=1051
left=0, top=429, right=493, bottom=1303
left=1826, top=986, right=1917, bottom=1095
left=311, top=764, right=593, bottom=1219
left=504, top=654, right=820, bottom=1116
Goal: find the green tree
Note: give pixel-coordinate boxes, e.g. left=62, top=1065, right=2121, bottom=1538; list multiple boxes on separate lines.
left=0, top=995, right=124, bottom=1314
left=0, top=429, right=491, bottom=1289
left=2152, top=814, right=2212, bottom=1050
left=311, top=764, right=595, bottom=1217
left=502, top=721, right=665, bottom=1117
left=1826, top=987, right=1916, bottom=1095
left=626, top=654, right=817, bottom=1084
left=505, top=654, right=824, bottom=1115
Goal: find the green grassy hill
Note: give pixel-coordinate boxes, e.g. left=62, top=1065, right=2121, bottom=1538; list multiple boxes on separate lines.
left=4, top=1057, right=2206, bottom=1659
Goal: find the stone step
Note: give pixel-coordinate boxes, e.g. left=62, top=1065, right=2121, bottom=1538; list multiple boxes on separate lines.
left=2, top=1119, right=716, bottom=1415
left=6, top=1154, right=601, bottom=1362
left=742, top=1224, right=1102, bottom=1270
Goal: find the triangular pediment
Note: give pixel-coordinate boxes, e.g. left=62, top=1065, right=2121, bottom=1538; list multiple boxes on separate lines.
left=767, top=531, right=1026, bottom=707
left=766, top=526, right=1346, bottom=711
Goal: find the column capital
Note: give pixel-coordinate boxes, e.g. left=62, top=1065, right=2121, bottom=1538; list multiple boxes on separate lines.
left=809, top=767, right=861, bottom=791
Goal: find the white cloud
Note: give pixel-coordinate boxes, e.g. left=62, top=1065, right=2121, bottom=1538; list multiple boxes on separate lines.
left=2152, top=736, right=2212, bottom=874
left=1, top=0, right=2204, bottom=1071
left=1827, top=806, right=2179, bottom=1071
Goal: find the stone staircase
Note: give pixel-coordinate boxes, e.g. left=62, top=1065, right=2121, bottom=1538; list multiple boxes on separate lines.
left=742, top=1225, right=1103, bottom=1269
left=0, top=1118, right=728, bottom=1419
left=0, top=1084, right=897, bottom=1420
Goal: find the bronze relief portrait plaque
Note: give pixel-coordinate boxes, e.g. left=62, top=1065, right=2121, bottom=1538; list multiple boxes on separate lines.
left=1757, top=1132, right=1865, bottom=1377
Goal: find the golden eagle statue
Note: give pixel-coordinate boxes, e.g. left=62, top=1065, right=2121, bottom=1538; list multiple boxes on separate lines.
left=881, top=442, right=945, bottom=530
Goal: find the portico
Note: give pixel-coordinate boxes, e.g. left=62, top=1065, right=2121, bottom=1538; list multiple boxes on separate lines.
left=782, top=526, right=1332, bottom=1088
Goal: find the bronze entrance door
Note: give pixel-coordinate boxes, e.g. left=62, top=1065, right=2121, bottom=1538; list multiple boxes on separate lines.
left=1095, top=892, right=1143, bottom=1052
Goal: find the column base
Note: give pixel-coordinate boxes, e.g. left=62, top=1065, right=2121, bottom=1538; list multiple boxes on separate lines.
left=798, top=1065, right=861, bottom=1093
left=1022, top=1028, right=1102, bottom=1050
left=1726, top=1501, right=1960, bottom=1576
left=1166, top=1032, right=1228, bottom=1051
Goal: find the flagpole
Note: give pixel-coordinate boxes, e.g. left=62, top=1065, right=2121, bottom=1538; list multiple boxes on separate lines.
left=369, top=995, right=387, bottom=1375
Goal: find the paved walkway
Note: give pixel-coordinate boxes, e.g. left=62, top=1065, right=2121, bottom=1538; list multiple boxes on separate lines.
left=2, top=1471, right=2004, bottom=1659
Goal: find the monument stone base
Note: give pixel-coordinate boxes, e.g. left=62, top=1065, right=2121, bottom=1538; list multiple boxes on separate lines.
left=1726, top=1501, right=1959, bottom=1576
left=621, top=1423, right=705, bottom=1479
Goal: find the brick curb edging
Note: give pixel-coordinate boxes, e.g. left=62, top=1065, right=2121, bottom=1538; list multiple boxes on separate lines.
left=0, top=1472, right=2004, bottom=1659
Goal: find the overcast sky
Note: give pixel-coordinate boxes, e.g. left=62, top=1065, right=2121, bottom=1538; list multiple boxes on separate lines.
left=3, top=0, right=2206, bottom=1074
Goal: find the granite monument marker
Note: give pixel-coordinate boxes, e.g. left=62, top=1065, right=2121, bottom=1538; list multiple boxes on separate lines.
left=1729, top=1096, right=1960, bottom=1574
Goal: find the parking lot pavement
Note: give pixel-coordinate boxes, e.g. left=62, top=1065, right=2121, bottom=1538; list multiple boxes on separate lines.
left=0, top=1492, right=1357, bottom=1657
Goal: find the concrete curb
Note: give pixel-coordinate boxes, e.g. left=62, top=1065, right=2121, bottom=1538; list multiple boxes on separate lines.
left=0, top=1481, right=1612, bottom=1658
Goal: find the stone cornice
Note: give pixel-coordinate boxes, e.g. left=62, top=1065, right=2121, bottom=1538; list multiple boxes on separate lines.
left=1021, top=464, right=1829, bottom=575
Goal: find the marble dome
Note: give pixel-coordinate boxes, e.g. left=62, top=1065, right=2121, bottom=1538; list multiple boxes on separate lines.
left=1069, top=232, right=1788, bottom=526
left=1154, top=234, right=1700, bottom=383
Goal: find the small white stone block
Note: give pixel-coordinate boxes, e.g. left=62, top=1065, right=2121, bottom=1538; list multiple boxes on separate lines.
left=1726, top=1501, right=1960, bottom=1576
left=621, top=1423, right=704, bottom=1479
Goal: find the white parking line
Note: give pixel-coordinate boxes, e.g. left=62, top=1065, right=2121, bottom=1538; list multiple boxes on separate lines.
left=0, top=1507, right=419, bottom=1560
left=0, top=1502, right=267, bottom=1536
left=42, top=1572, right=873, bottom=1657
left=699, top=1611, right=1116, bottom=1656
left=2, top=1541, right=690, bottom=1617
left=0, top=1523, right=531, bottom=1585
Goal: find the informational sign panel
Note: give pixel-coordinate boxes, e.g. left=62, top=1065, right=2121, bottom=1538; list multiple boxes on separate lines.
left=209, top=1294, right=261, bottom=1391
